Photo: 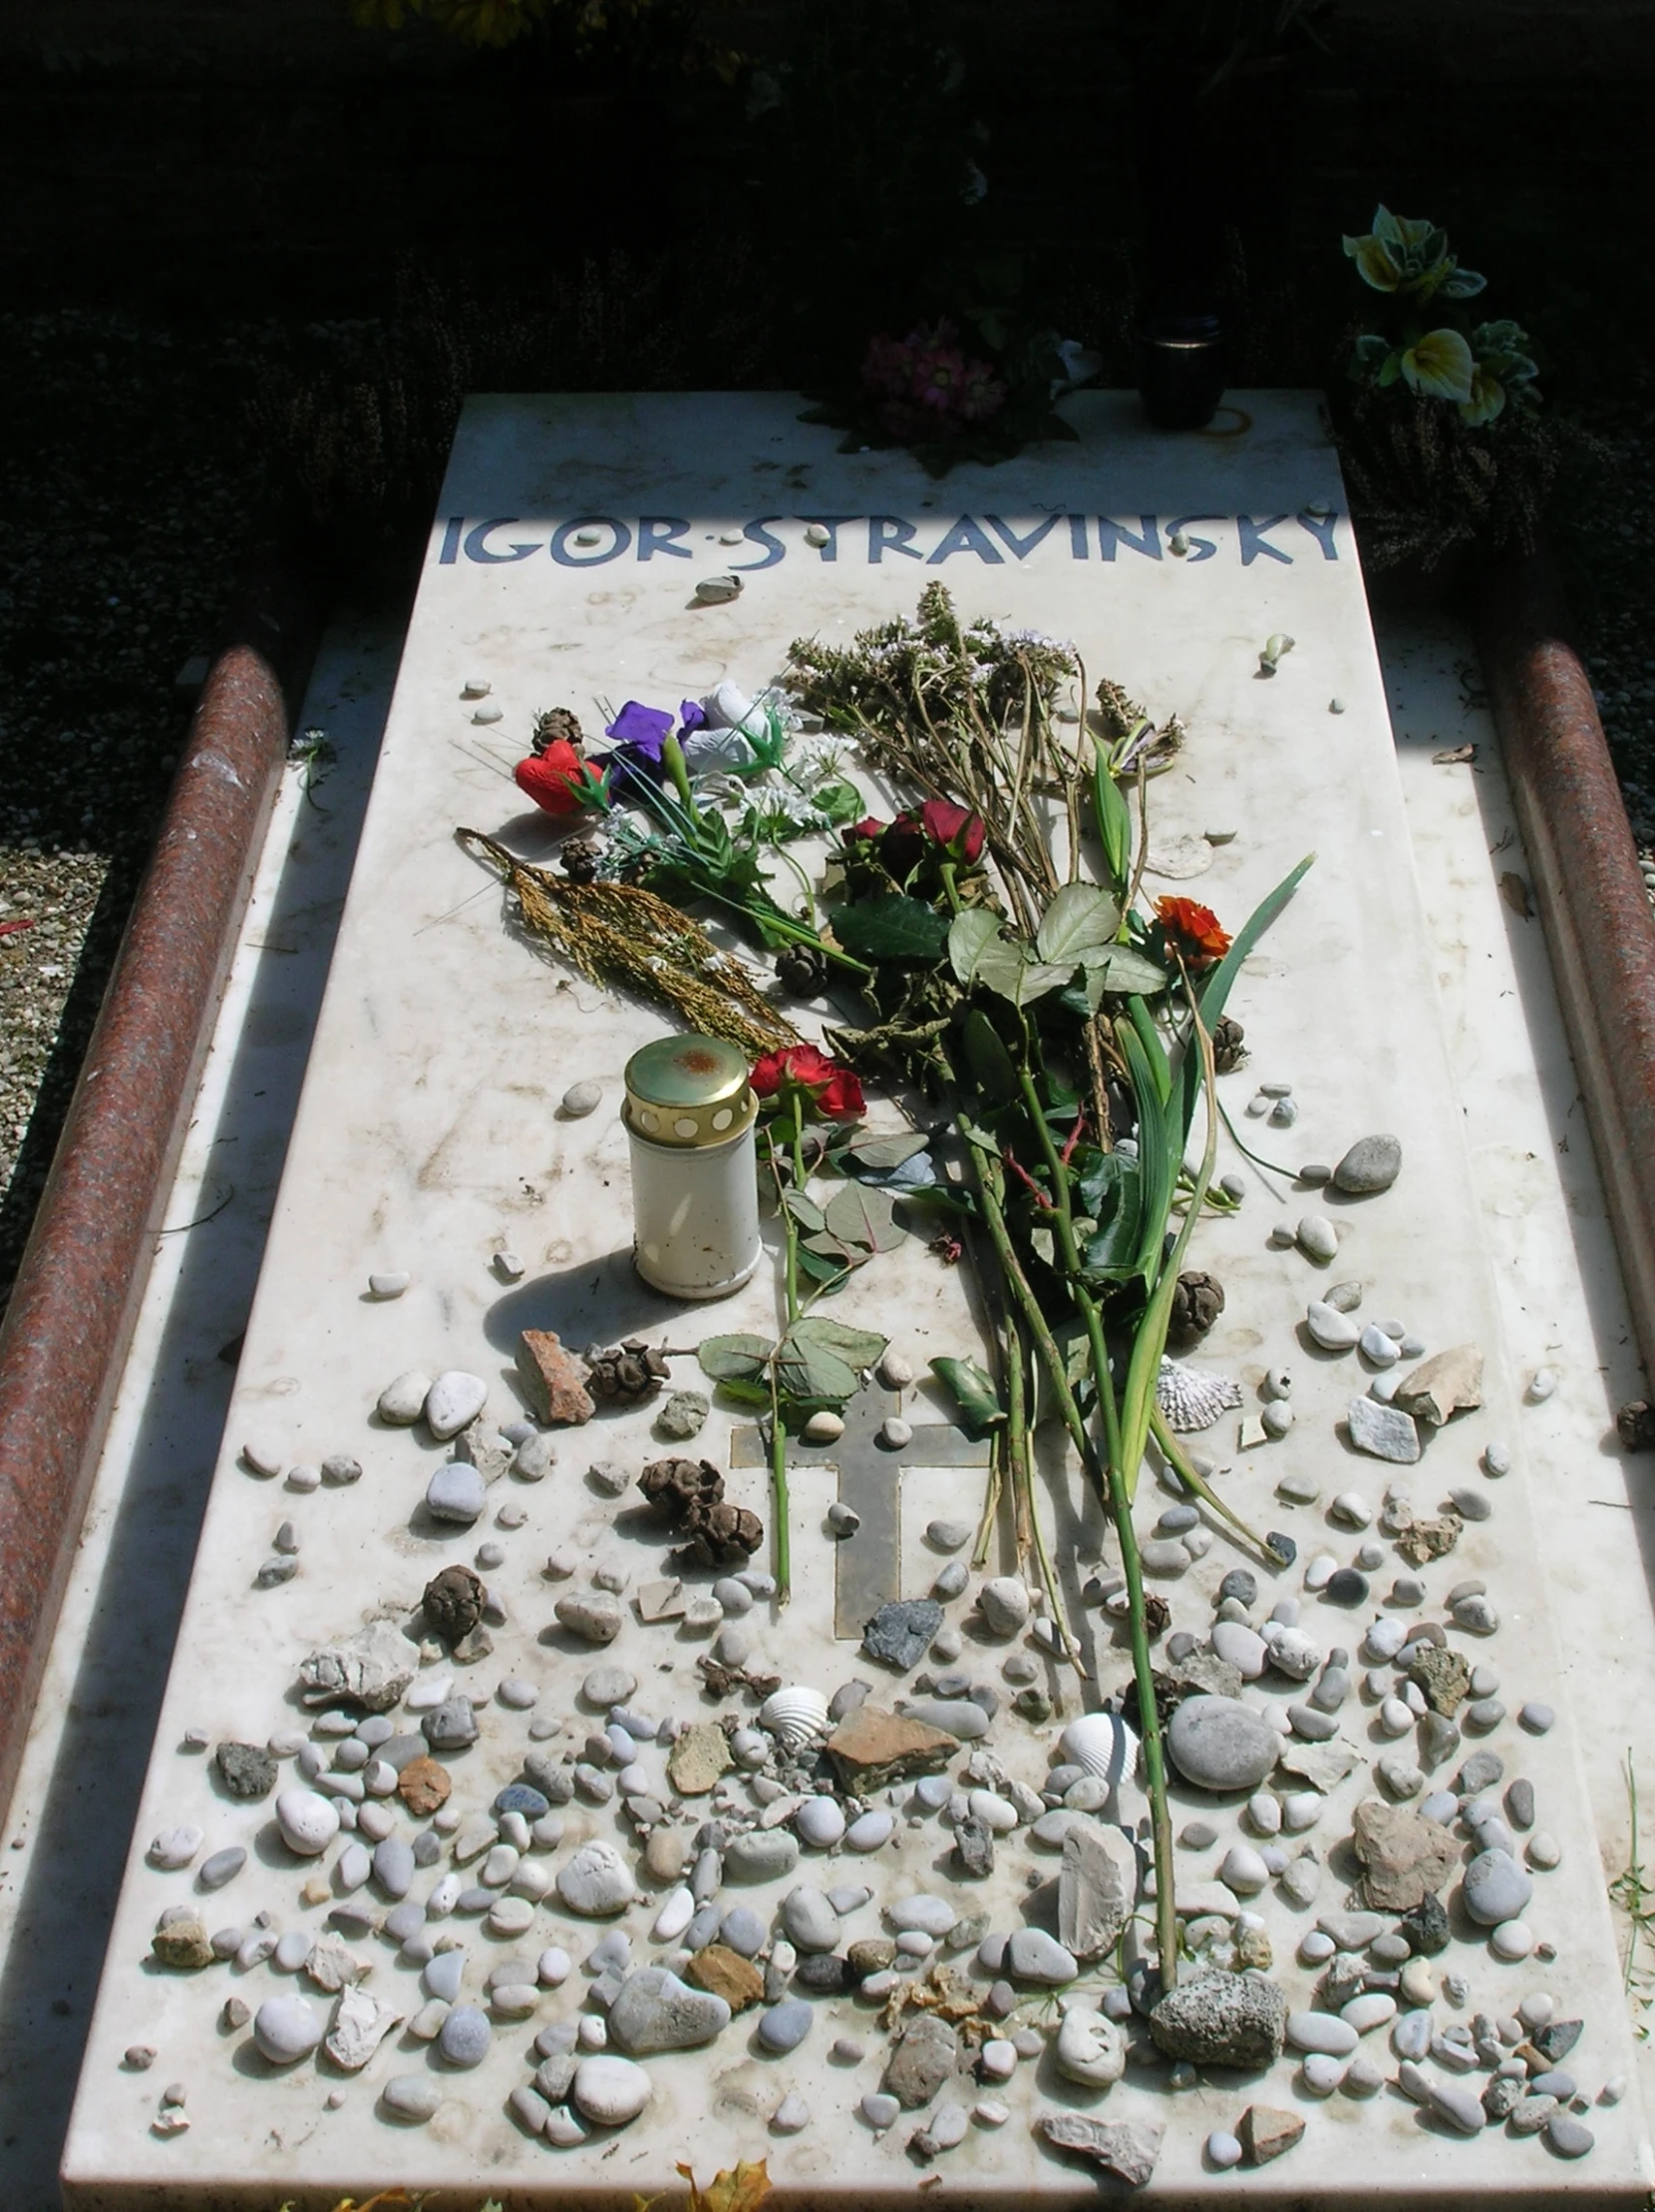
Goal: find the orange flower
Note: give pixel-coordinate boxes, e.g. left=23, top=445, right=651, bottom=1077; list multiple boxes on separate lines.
left=1156, top=896, right=1231, bottom=966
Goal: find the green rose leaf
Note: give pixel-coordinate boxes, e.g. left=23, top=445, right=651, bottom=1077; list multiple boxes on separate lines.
left=782, top=1190, right=827, bottom=1234
left=791, top=1316, right=888, bottom=1367
left=962, top=1010, right=1020, bottom=1105
left=831, top=895, right=951, bottom=963
left=1082, top=943, right=1171, bottom=1004
left=1036, top=880, right=1122, bottom=963
left=975, top=935, right=1074, bottom=1005
left=824, top=1182, right=905, bottom=1253
left=1400, top=328, right=1476, bottom=404
left=948, top=907, right=1003, bottom=984
left=844, top=1130, right=931, bottom=1171
left=698, top=1333, right=776, bottom=1384
left=929, top=1355, right=1005, bottom=1436
left=776, top=1315, right=888, bottom=1406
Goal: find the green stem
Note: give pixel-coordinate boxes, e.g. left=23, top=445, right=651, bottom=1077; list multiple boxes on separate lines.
left=769, top=1366, right=791, bottom=1604
left=787, top=1100, right=807, bottom=1325
left=962, top=1127, right=1175, bottom=1974
left=1149, top=1407, right=1284, bottom=1564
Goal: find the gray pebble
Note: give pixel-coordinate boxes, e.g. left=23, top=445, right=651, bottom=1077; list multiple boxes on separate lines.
left=926, top=1520, right=971, bottom=1551
left=1519, top=1703, right=1555, bottom=1735
left=198, top=1847, right=245, bottom=1891
left=758, top=2002, right=813, bottom=2053
left=426, top=1462, right=487, bottom=1524
left=1547, top=2112, right=1595, bottom=2157
left=931, top=1562, right=969, bottom=1600
left=562, top=1081, right=602, bottom=1116
left=439, top=2005, right=492, bottom=2067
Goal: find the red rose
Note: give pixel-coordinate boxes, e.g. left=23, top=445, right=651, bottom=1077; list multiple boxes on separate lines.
left=750, top=1043, right=865, bottom=1123
left=843, top=816, right=887, bottom=844
left=514, top=740, right=599, bottom=817
left=1156, top=895, right=1232, bottom=966
left=919, top=798, right=986, bottom=864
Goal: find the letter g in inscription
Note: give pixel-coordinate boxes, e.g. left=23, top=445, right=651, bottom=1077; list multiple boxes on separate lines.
left=464, top=518, right=541, bottom=563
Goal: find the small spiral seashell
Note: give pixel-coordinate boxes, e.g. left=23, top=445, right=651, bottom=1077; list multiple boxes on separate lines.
left=759, top=1686, right=831, bottom=1749
left=1157, top=1357, right=1243, bottom=1433
left=1059, top=1712, right=1137, bottom=1786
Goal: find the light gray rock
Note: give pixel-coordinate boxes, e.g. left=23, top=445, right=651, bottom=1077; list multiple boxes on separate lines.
left=252, top=1996, right=322, bottom=2063
left=1333, top=1134, right=1402, bottom=1194
left=1037, top=2116, right=1163, bottom=2187
left=1307, top=1302, right=1361, bottom=1352
left=426, top=1461, right=487, bottom=1523
left=1055, top=2008, right=1126, bottom=2087
left=382, top=2073, right=442, bottom=2121
left=1059, top=1822, right=1139, bottom=1959
left=556, top=1840, right=636, bottom=1916
left=1462, top=1848, right=1533, bottom=1927
left=1346, top=1397, right=1421, bottom=1463
left=1166, top=1697, right=1279, bottom=1791
left=607, top=1969, right=730, bottom=2054
left=1150, top=1974, right=1288, bottom=2067
left=1006, top=1929, right=1077, bottom=1985
left=424, top=1372, right=487, bottom=1439
left=571, top=2054, right=652, bottom=2125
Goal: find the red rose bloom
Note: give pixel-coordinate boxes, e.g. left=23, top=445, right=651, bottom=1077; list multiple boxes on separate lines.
left=843, top=816, right=887, bottom=845
left=919, top=798, right=986, bottom=864
left=750, top=1043, right=865, bottom=1123
left=1156, top=895, right=1232, bottom=966
left=514, top=740, right=597, bottom=817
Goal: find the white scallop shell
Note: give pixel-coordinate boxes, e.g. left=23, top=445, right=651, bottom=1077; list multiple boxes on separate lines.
left=1059, top=1712, right=1137, bottom=1786
left=759, top=1686, right=831, bottom=1748
left=1157, top=1356, right=1243, bottom=1433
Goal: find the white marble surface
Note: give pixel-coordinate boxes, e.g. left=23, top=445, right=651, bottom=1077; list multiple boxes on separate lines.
left=39, top=396, right=1655, bottom=2204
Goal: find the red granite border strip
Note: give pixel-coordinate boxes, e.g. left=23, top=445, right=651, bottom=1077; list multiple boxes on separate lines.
left=0, top=547, right=320, bottom=1828
left=1474, top=543, right=1655, bottom=1384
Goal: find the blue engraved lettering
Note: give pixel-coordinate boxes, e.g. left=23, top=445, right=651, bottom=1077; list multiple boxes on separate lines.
left=1069, top=513, right=1090, bottom=559
left=1296, top=510, right=1340, bottom=560
left=548, top=516, right=632, bottom=566
left=438, top=515, right=465, bottom=565
left=1238, top=514, right=1292, bottom=565
left=985, top=514, right=1060, bottom=560
left=1166, top=514, right=1223, bottom=562
left=465, top=517, right=541, bottom=564
left=869, top=515, right=924, bottom=562
left=928, top=514, right=1004, bottom=565
left=1097, top=515, right=1161, bottom=561
left=637, top=516, right=692, bottom=560
left=732, top=517, right=786, bottom=570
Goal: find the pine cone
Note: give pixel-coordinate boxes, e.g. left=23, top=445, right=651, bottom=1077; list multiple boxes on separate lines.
left=681, top=1497, right=765, bottom=1565
left=1168, top=1269, right=1225, bottom=1348
left=1212, top=1016, right=1246, bottom=1074
left=531, top=706, right=584, bottom=756
left=1618, top=1401, right=1655, bottom=1451
left=560, top=837, right=602, bottom=885
left=588, top=1338, right=670, bottom=1403
left=638, top=1455, right=725, bottom=1518
left=776, top=942, right=829, bottom=997
left=423, top=1564, right=487, bottom=1644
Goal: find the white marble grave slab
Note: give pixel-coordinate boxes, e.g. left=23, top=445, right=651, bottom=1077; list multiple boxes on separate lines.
left=61, top=394, right=1651, bottom=2204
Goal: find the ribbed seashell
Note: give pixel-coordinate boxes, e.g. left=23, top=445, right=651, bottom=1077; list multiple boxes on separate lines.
left=1157, top=1356, right=1243, bottom=1433
left=759, top=1686, right=831, bottom=1749
left=1059, top=1712, right=1137, bottom=1787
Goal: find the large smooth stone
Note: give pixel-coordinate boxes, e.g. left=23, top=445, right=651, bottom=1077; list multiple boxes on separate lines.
left=1333, top=1134, right=1402, bottom=1195
left=571, top=2054, right=652, bottom=2126
left=1166, top=1697, right=1279, bottom=1792
left=607, top=1968, right=730, bottom=2054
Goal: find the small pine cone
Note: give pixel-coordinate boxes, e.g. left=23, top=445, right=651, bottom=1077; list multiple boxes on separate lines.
left=1618, top=1401, right=1655, bottom=1451
left=588, top=1338, right=669, bottom=1403
left=532, top=706, right=584, bottom=756
left=681, top=1498, right=765, bottom=1565
left=1212, top=1016, right=1246, bottom=1073
left=776, top=942, right=829, bottom=997
left=560, top=837, right=602, bottom=885
left=1168, top=1269, right=1225, bottom=1348
left=423, top=1564, right=487, bottom=1644
left=638, top=1455, right=725, bottom=1519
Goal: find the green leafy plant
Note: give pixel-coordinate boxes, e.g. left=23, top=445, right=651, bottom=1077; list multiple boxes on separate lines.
left=1344, top=205, right=1538, bottom=428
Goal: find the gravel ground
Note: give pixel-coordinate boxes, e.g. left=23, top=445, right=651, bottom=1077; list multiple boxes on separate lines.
left=0, top=303, right=1650, bottom=1323
left=0, top=311, right=254, bottom=1311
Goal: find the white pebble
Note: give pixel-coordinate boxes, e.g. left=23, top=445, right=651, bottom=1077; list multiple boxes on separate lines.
left=1527, top=1367, right=1558, bottom=1402
left=368, top=1271, right=410, bottom=1298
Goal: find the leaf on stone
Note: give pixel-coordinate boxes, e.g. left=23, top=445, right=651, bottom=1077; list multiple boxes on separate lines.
left=929, top=1355, right=1005, bottom=1435
left=797, top=1246, right=852, bottom=1288
left=830, top=894, right=950, bottom=963
left=1036, top=880, right=1121, bottom=963
left=843, top=1129, right=931, bottom=1172
left=974, top=934, right=1073, bottom=1005
left=825, top=1182, right=904, bottom=1252
left=947, top=907, right=1002, bottom=984
left=1082, top=944, right=1170, bottom=1004
left=775, top=1328, right=860, bottom=1406
left=791, top=1316, right=888, bottom=1367
left=782, top=1190, right=826, bottom=1233
left=698, top=1333, right=775, bottom=1385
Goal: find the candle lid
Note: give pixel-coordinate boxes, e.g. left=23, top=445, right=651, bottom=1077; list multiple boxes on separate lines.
left=623, top=1034, right=756, bottom=1147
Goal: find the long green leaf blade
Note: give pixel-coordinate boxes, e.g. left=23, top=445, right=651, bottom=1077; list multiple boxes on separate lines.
left=1177, top=854, right=1315, bottom=1143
